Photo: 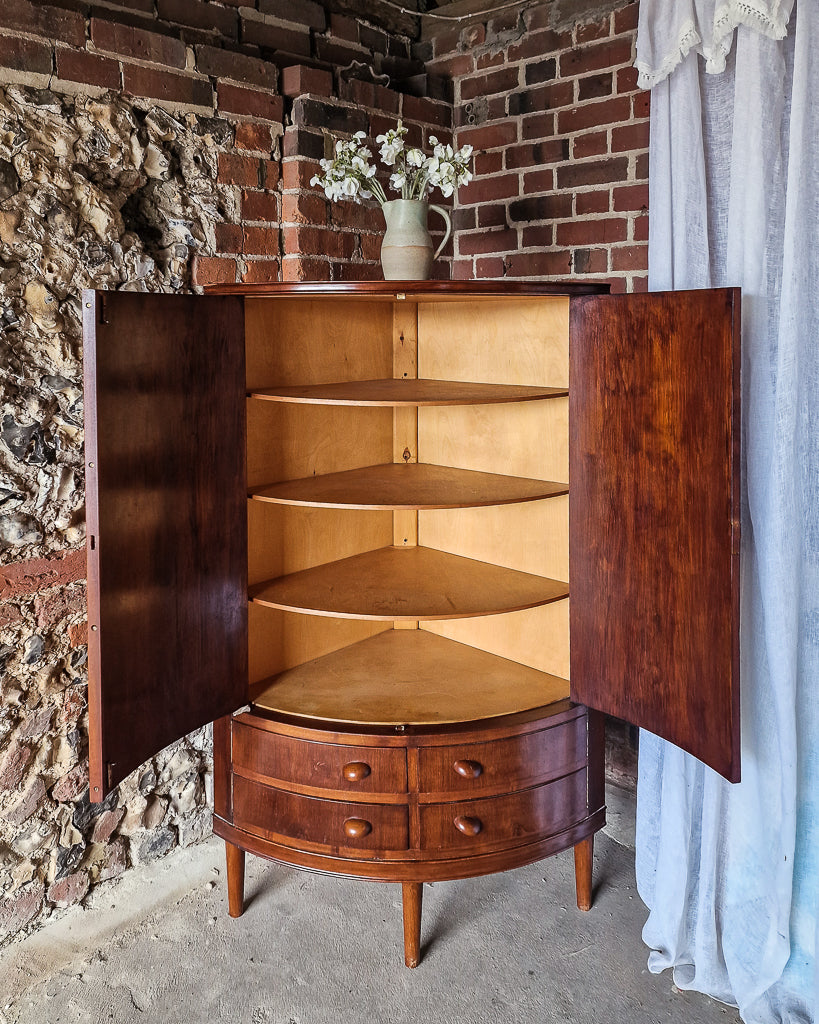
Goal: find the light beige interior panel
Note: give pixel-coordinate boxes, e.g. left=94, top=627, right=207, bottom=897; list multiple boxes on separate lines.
left=246, top=399, right=393, bottom=489
left=418, top=399, right=568, bottom=483
left=247, top=499, right=392, bottom=585
left=420, top=495, right=568, bottom=580
left=423, top=600, right=570, bottom=680
left=244, top=298, right=394, bottom=389
left=248, top=603, right=389, bottom=686
left=417, top=297, right=569, bottom=387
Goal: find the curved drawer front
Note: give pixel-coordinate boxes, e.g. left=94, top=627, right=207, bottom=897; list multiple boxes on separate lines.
left=233, top=721, right=407, bottom=795
left=419, top=768, right=587, bottom=852
left=233, top=776, right=409, bottom=852
left=418, top=714, right=587, bottom=798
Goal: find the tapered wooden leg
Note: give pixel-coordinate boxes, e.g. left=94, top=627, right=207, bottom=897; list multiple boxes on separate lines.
left=401, top=881, right=423, bottom=968
left=574, top=835, right=594, bottom=912
left=226, top=841, right=246, bottom=919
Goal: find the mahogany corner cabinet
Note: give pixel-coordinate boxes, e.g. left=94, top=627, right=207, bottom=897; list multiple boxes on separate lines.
left=82, top=281, right=740, bottom=969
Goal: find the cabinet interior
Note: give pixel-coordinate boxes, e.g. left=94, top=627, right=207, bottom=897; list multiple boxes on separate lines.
left=244, top=294, right=572, bottom=725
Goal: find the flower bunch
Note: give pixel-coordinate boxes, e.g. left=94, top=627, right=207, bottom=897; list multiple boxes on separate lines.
left=310, top=121, right=473, bottom=207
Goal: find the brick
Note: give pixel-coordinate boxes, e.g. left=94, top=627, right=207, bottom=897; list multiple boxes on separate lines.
left=521, top=224, right=554, bottom=247
left=48, top=871, right=89, bottom=909
left=282, top=126, right=325, bottom=161
left=283, top=225, right=356, bottom=260
left=282, top=158, right=319, bottom=190
left=557, top=217, right=628, bottom=246
left=91, top=18, right=186, bottom=68
left=560, top=38, right=633, bottom=77
left=328, top=202, right=383, bottom=233
left=474, top=151, right=503, bottom=176
left=611, top=243, right=648, bottom=272
left=576, top=189, right=610, bottom=215
left=314, top=37, right=369, bottom=68
left=432, top=26, right=461, bottom=57
left=0, top=549, right=85, bottom=601
left=68, top=620, right=88, bottom=647
left=458, top=173, right=520, bottom=206
left=123, top=64, right=213, bottom=108
left=616, top=65, right=639, bottom=93
left=51, top=759, right=88, bottom=802
left=56, top=48, right=121, bottom=90
left=520, top=113, right=556, bottom=141
left=401, top=94, right=451, bottom=129
left=217, top=82, right=283, bottom=122
left=361, top=232, right=383, bottom=261
left=157, top=0, right=238, bottom=39
left=457, top=121, right=518, bottom=153
left=611, top=121, right=649, bottom=153
left=509, top=194, right=573, bottom=222
left=504, top=250, right=572, bottom=278
left=281, top=64, right=333, bottom=98
left=0, top=33, right=53, bottom=76
left=242, top=260, right=281, bottom=284
left=258, top=0, right=325, bottom=30
left=282, top=191, right=327, bottom=225
left=573, top=248, right=609, bottom=274
left=506, top=140, right=569, bottom=169
left=614, top=3, right=640, bottom=35
left=340, top=79, right=401, bottom=115
left=1, top=0, right=85, bottom=47
left=282, top=255, right=331, bottom=281
left=630, top=274, right=649, bottom=292
left=508, top=82, right=574, bottom=116
left=606, top=276, right=627, bottom=294
left=477, top=50, right=505, bottom=71
left=634, top=213, right=649, bottom=242
left=451, top=258, right=475, bottom=279
left=575, top=16, right=612, bottom=44
left=0, top=739, right=34, bottom=791
left=360, top=25, right=389, bottom=56
left=193, top=255, right=237, bottom=286
left=613, top=183, right=649, bottom=212
left=1, top=775, right=46, bottom=826
left=0, top=883, right=44, bottom=936
left=522, top=168, right=554, bottom=192
left=460, top=66, right=520, bottom=102
left=632, top=90, right=650, bottom=119
left=242, top=225, right=278, bottom=256
left=488, top=7, right=520, bottom=34
left=557, top=96, right=632, bottom=135
left=242, top=190, right=279, bottom=221
left=557, top=157, right=629, bottom=189
left=196, top=45, right=276, bottom=88
left=34, top=588, right=79, bottom=631
left=332, top=262, right=382, bottom=283
left=240, top=18, right=311, bottom=58
left=508, top=27, right=571, bottom=62
left=636, top=152, right=649, bottom=178
left=293, top=98, right=369, bottom=136
left=459, top=228, right=518, bottom=256
left=261, top=159, right=279, bottom=189
left=218, top=152, right=260, bottom=187
left=525, top=57, right=557, bottom=86
left=215, top=222, right=243, bottom=252
left=234, top=122, right=274, bottom=152
left=92, top=807, right=125, bottom=843
left=578, top=72, right=614, bottom=101
left=477, top=205, right=507, bottom=228
left=425, top=52, right=474, bottom=79
left=573, top=130, right=609, bottom=159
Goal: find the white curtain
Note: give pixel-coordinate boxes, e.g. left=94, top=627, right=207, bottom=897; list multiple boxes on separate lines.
left=634, top=2, right=818, bottom=1021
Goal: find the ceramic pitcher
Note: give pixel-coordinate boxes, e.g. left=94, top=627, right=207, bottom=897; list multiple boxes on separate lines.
left=380, top=199, right=452, bottom=280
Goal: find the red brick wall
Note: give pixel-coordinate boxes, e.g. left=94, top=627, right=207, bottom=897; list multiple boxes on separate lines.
left=424, top=1, right=648, bottom=293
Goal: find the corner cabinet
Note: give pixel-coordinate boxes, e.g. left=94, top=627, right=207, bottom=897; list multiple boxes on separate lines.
left=82, top=282, right=741, bottom=968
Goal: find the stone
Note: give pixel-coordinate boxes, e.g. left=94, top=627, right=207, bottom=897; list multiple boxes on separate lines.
left=47, top=869, right=88, bottom=908
left=142, top=796, right=168, bottom=830
left=0, top=737, right=34, bottom=790
left=72, top=787, right=117, bottom=833
left=0, top=881, right=44, bottom=937
left=0, top=773, right=46, bottom=825
left=50, top=759, right=88, bottom=802
left=54, top=841, right=84, bottom=879
left=134, top=825, right=176, bottom=863
left=98, top=837, right=128, bottom=881
left=91, top=806, right=125, bottom=844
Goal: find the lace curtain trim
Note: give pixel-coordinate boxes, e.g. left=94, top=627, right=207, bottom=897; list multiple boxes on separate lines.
left=635, top=0, right=791, bottom=88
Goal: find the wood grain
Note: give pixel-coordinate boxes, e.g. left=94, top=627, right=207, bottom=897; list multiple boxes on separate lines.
left=250, top=378, right=567, bottom=406
left=569, top=289, right=741, bottom=782
left=250, top=545, right=569, bottom=621
left=402, top=882, right=423, bottom=968
left=83, top=290, right=247, bottom=798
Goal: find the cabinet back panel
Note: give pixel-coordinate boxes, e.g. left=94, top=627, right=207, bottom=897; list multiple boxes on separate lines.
left=424, top=601, right=570, bottom=680
left=244, top=298, right=394, bottom=389
left=246, top=400, right=393, bottom=489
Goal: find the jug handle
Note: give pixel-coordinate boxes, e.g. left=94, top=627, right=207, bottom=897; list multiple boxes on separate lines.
left=429, top=205, right=452, bottom=261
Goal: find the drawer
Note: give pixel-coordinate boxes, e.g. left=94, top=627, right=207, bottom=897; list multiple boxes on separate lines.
left=232, top=720, right=407, bottom=795
left=417, top=715, right=587, bottom=798
left=419, top=768, right=587, bottom=852
left=233, top=776, right=409, bottom=852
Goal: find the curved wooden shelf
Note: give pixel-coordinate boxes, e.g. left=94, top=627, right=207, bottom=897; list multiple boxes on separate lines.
left=248, top=378, right=567, bottom=407
left=250, top=463, right=568, bottom=510
left=249, top=545, right=568, bottom=621
left=252, top=630, right=570, bottom=725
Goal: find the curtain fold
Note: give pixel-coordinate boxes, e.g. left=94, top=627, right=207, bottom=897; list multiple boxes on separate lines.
left=635, top=3, right=818, bottom=1021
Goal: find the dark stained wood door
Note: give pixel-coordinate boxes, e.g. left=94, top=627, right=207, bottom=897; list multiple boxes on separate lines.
left=83, top=290, right=248, bottom=799
left=569, top=289, right=741, bottom=782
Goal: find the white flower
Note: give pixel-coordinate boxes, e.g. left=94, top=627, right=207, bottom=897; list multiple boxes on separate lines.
left=406, top=148, right=425, bottom=168
left=390, top=170, right=406, bottom=191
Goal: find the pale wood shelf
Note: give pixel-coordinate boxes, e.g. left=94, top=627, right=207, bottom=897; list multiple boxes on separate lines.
left=249, top=545, right=569, bottom=621
left=252, top=629, right=570, bottom=725
left=249, top=378, right=567, bottom=407
left=250, top=463, right=568, bottom=510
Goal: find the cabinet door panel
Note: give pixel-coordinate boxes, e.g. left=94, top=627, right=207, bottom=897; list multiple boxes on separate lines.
left=83, top=291, right=247, bottom=798
left=569, top=289, right=740, bottom=781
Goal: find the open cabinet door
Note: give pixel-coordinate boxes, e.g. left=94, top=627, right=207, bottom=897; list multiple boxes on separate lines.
left=569, top=289, right=741, bottom=782
left=83, top=291, right=248, bottom=799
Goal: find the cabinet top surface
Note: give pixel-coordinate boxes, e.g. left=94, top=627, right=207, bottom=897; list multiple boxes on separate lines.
left=203, top=280, right=610, bottom=299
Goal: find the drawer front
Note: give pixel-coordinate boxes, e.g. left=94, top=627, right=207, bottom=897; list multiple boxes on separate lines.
left=234, top=776, right=409, bottom=852
left=233, top=721, right=407, bottom=795
left=419, top=768, right=587, bottom=852
left=417, top=715, right=587, bottom=798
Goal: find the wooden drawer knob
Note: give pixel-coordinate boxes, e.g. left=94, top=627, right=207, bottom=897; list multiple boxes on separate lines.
left=453, top=815, right=482, bottom=836
left=343, top=817, right=372, bottom=839
left=453, top=759, right=483, bottom=779
left=342, top=761, right=371, bottom=782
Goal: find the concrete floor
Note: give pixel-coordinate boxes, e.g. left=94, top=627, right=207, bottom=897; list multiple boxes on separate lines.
left=0, top=787, right=740, bottom=1024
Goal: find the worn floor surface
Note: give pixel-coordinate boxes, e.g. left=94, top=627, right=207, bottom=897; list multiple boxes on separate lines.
left=0, top=788, right=740, bottom=1024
